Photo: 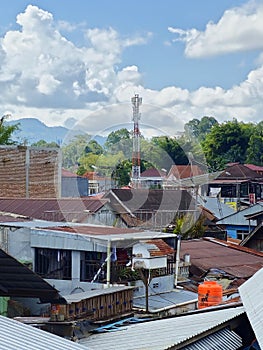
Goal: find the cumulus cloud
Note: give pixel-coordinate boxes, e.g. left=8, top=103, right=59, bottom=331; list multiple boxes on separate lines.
left=168, top=2, right=263, bottom=58
left=1, top=3, right=263, bottom=138
left=0, top=5, right=148, bottom=110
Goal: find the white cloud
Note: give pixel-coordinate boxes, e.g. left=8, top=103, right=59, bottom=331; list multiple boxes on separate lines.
left=0, top=5, right=147, bottom=110
left=168, top=2, right=263, bottom=58
left=1, top=3, right=263, bottom=140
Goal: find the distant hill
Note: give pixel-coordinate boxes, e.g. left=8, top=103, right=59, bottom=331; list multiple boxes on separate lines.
left=7, top=118, right=106, bottom=146
left=7, top=118, right=68, bottom=145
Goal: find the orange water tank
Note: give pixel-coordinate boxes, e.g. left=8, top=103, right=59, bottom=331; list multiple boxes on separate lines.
left=198, top=281, right=223, bottom=309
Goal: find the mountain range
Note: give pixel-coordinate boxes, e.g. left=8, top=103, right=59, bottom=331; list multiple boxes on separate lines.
left=7, top=118, right=106, bottom=146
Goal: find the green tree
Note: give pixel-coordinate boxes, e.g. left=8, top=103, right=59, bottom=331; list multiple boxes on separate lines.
left=31, top=139, right=60, bottom=148
left=0, top=115, right=19, bottom=145
left=246, top=122, right=263, bottom=165
left=185, top=116, right=218, bottom=141
left=151, top=136, right=189, bottom=166
left=202, top=119, right=254, bottom=171
left=170, top=213, right=206, bottom=239
left=85, top=139, right=103, bottom=155
left=62, top=134, right=91, bottom=169
left=105, top=128, right=131, bottom=146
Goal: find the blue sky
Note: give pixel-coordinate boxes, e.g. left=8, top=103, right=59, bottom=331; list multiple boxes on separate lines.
left=0, top=0, right=262, bottom=137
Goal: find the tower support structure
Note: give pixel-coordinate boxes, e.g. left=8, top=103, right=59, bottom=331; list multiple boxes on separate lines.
left=131, top=94, right=142, bottom=188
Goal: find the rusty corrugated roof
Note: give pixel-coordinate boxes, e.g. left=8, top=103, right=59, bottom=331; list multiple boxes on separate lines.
left=145, top=239, right=174, bottom=256
left=41, top=225, right=141, bottom=235
left=180, top=238, right=263, bottom=279
left=0, top=198, right=107, bottom=222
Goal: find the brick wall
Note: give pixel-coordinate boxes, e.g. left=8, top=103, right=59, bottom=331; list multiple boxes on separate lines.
left=0, top=146, right=61, bottom=198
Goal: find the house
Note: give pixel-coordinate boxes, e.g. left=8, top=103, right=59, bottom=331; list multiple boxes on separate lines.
left=167, top=164, right=204, bottom=181
left=216, top=203, right=263, bottom=240
left=139, top=168, right=166, bottom=189
left=208, top=163, right=263, bottom=209
left=104, top=188, right=198, bottom=230
left=0, top=219, right=176, bottom=294
left=245, top=163, right=263, bottom=177
left=240, top=210, right=263, bottom=251
left=164, top=164, right=204, bottom=189
left=83, top=171, right=113, bottom=195
left=61, top=169, right=88, bottom=197
left=0, top=197, right=115, bottom=225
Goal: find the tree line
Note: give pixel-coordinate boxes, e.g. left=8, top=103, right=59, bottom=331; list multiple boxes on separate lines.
left=2, top=114, right=263, bottom=186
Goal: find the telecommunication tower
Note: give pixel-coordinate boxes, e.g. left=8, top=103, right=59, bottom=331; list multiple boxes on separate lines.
left=131, top=94, right=142, bottom=188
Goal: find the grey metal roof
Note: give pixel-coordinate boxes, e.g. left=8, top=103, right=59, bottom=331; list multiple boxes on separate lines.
left=62, top=286, right=134, bottom=304
left=239, top=267, right=263, bottom=349
left=0, top=315, right=86, bottom=350
left=80, top=306, right=245, bottom=350
left=216, top=203, right=263, bottom=226
left=181, top=327, right=242, bottom=349
left=202, top=197, right=235, bottom=220
left=133, top=289, right=197, bottom=312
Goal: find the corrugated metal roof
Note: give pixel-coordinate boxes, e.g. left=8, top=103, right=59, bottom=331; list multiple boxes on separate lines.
left=40, top=225, right=175, bottom=246
left=181, top=327, right=242, bottom=350
left=62, top=286, right=134, bottom=304
left=144, top=239, right=174, bottom=257
left=217, top=203, right=263, bottom=226
left=0, top=198, right=107, bottom=222
left=0, top=315, right=86, bottom=350
left=239, top=267, right=263, bottom=349
left=80, top=306, right=245, bottom=350
left=202, top=197, right=235, bottom=220
left=133, top=289, right=197, bottom=312
left=105, top=189, right=196, bottom=212
left=180, top=238, right=263, bottom=279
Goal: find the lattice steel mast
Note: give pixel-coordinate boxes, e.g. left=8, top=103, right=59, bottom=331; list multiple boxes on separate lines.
left=131, top=94, right=142, bottom=188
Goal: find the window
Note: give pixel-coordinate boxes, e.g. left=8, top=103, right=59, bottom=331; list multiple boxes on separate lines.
left=80, top=251, right=107, bottom=282
left=35, top=248, right=71, bottom=280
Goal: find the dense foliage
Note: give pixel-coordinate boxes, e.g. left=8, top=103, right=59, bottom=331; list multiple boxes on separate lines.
left=24, top=115, right=263, bottom=185
left=0, top=115, right=19, bottom=145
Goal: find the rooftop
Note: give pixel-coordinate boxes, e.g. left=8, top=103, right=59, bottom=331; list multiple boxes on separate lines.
left=80, top=306, right=244, bottom=350
left=0, top=197, right=108, bottom=222
left=180, top=237, right=263, bottom=279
